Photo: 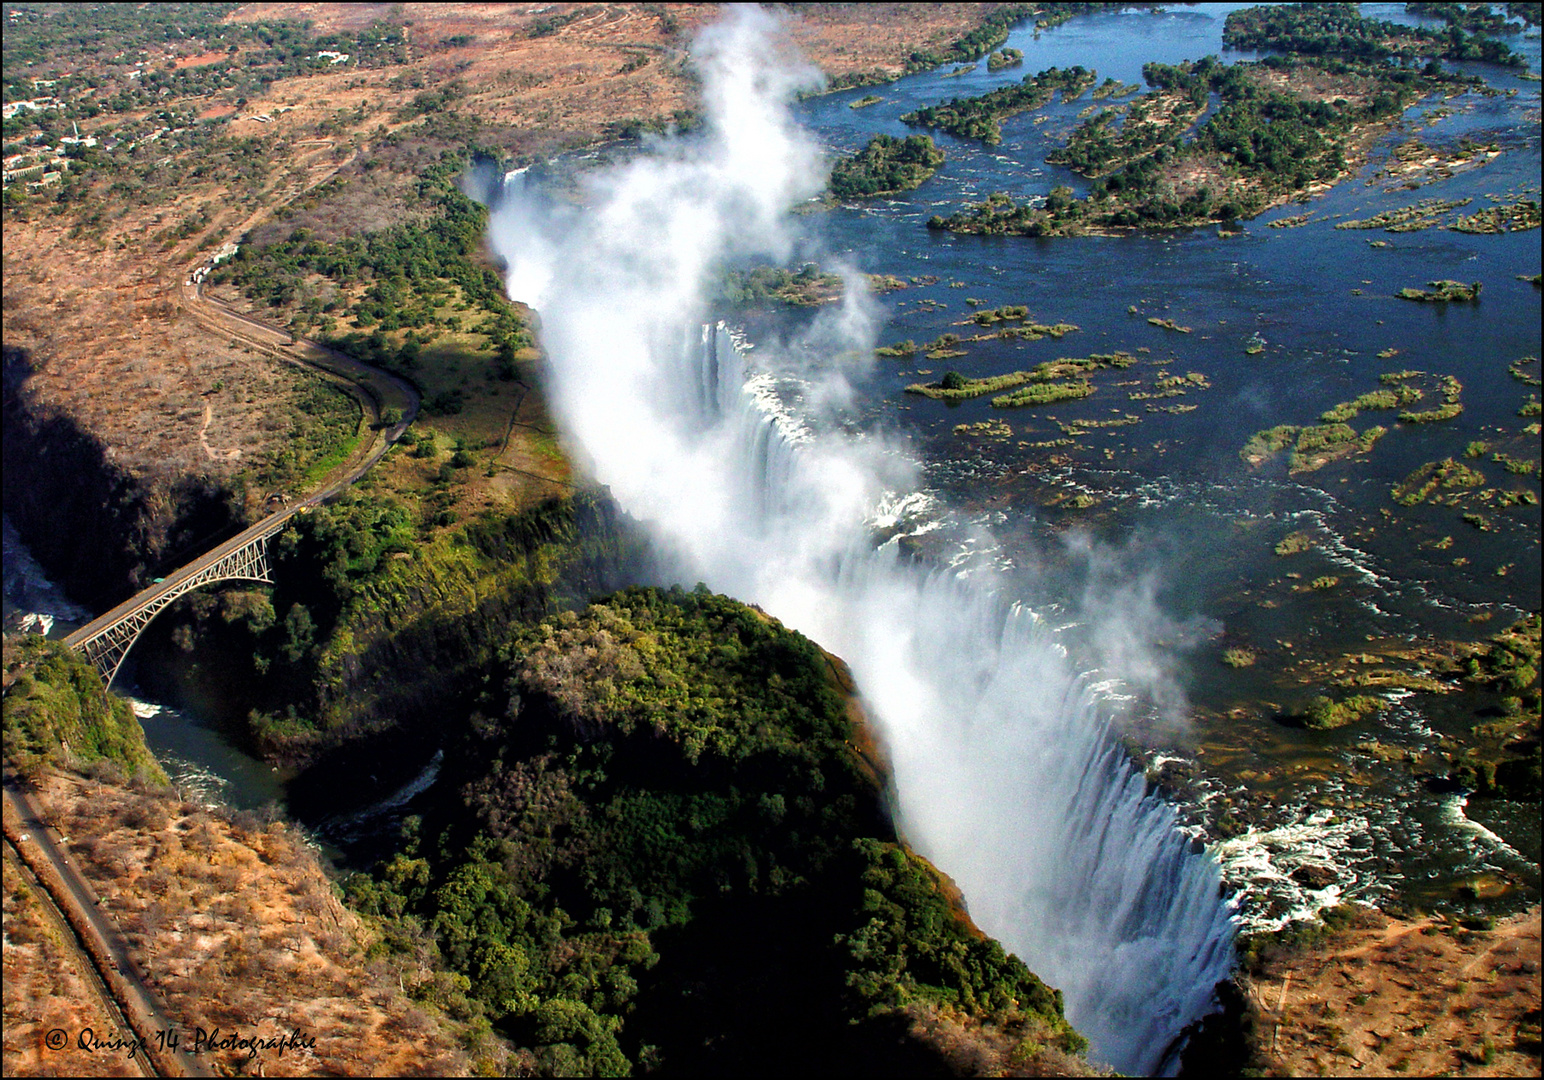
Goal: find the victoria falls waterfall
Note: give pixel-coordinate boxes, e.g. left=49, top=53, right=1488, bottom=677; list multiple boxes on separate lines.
left=486, top=11, right=1237, bottom=1074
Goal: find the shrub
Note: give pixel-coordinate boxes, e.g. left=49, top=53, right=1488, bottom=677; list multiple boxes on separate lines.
left=1303, top=694, right=1383, bottom=729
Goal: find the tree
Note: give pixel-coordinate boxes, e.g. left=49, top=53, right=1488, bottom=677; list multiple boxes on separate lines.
left=281, top=603, right=315, bottom=662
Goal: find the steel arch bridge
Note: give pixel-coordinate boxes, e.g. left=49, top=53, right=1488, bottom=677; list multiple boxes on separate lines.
left=62, top=509, right=299, bottom=690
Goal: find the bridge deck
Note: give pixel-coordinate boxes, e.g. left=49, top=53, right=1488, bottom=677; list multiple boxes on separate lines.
left=62, top=506, right=301, bottom=651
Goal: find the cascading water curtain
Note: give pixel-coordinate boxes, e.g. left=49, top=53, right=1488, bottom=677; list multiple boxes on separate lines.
left=488, top=9, right=1237, bottom=1072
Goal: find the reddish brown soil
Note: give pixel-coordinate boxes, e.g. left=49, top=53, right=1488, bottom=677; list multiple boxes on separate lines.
left=1250, top=907, right=1542, bottom=1077
left=173, top=51, right=230, bottom=70
left=4, top=4, right=1007, bottom=523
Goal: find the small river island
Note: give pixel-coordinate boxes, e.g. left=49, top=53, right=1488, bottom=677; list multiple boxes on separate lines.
left=829, top=133, right=946, bottom=199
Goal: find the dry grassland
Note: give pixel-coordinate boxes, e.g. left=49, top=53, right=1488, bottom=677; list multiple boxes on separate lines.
left=1250, top=906, right=1542, bottom=1077
left=3, top=3, right=1002, bottom=530
left=232, top=3, right=1000, bottom=143
left=26, top=771, right=465, bottom=1076
left=3, top=846, right=145, bottom=1078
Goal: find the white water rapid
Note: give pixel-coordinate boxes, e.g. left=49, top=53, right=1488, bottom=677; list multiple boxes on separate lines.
left=487, top=10, right=1236, bottom=1073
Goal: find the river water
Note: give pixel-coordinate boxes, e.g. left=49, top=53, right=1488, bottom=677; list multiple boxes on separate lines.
left=763, top=1, right=1542, bottom=927
left=2, top=515, right=290, bottom=811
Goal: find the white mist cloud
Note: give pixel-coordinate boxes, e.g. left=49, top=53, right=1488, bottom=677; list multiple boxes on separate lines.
left=486, top=8, right=1234, bottom=1073
left=488, top=5, right=887, bottom=605
left=1062, top=530, right=1221, bottom=734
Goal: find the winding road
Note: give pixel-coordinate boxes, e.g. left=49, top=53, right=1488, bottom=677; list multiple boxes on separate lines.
left=63, top=264, right=421, bottom=669
left=33, top=156, right=423, bottom=1074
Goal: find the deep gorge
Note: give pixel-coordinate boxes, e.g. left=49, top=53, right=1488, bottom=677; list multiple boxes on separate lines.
left=3, top=344, right=244, bottom=611
left=480, top=15, right=1239, bottom=1069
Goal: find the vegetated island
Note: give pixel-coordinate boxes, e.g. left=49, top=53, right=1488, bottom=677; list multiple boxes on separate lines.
left=1127, top=368, right=1211, bottom=407
left=829, top=134, right=945, bottom=199
left=1044, top=70, right=1207, bottom=176
left=1392, top=457, right=1487, bottom=506
left=716, top=263, right=909, bottom=307
left=1450, top=195, right=1541, bottom=234
left=1335, top=195, right=1473, bottom=232
left=988, top=47, right=1025, bottom=72
left=1299, top=693, right=1386, bottom=730
left=1241, top=371, right=1468, bottom=472
left=1090, top=76, right=1143, bottom=100
left=720, top=264, right=840, bottom=305
left=895, top=3, right=1093, bottom=77
left=962, top=304, right=1079, bottom=340
left=906, top=353, right=1135, bottom=407
left=1396, top=279, right=1482, bottom=302
left=1268, top=211, right=1320, bottom=228
left=902, top=65, right=1098, bottom=145
left=1222, top=2, right=1525, bottom=67
left=877, top=315, right=1078, bottom=364
left=1511, top=355, right=1542, bottom=387
left=929, top=47, right=1485, bottom=236
left=1367, top=136, right=1504, bottom=190
left=923, top=0, right=1526, bottom=237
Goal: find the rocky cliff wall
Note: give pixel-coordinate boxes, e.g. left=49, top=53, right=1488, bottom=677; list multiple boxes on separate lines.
left=3, top=344, right=243, bottom=611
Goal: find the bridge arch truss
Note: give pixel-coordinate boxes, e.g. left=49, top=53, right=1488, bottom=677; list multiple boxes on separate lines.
left=65, top=515, right=292, bottom=690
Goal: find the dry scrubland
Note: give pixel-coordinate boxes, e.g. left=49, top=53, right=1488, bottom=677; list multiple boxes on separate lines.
left=2, top=845, right=145, bottom=1078
left=1245, top=905, right=1542, bottom=1077
left=15, top=770, right=465, bottom=1076
left=2, top=108, right=367, bottom=512
left=2, top=2, right=1008, bottom=526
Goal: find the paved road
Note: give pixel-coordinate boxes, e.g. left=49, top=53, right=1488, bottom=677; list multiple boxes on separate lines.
left=3, top=831, right=157, bottom=1077
left=4, top=774, right=208, bottom=1077
left=64, top=279, right=421, bottom=659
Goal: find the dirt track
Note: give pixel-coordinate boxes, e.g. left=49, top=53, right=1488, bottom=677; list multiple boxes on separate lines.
left=1250, top=906, right=1542, bottom=1076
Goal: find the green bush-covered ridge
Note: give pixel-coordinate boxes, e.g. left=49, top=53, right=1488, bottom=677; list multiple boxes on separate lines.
left=345, top=586, right=1089, bottom=1076
left=3, top=636, right=166, bottom=783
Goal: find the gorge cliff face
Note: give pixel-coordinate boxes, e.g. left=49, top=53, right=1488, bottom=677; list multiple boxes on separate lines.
left=3, top=344, right=244, bottom=611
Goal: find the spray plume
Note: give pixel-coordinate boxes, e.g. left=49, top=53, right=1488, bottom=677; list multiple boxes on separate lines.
left=487, top=8, right=1235, bottom=1072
